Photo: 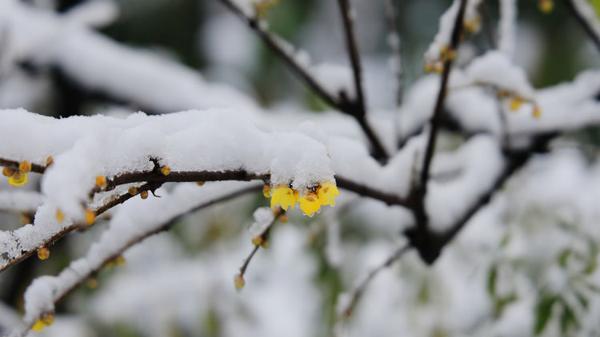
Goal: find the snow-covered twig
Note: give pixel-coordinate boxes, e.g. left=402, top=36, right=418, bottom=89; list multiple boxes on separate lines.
left=0, top=182, right=160, bottom=273
left=338, top=244, right=410, bottom=319
left=9, top=183, right=260, bottom=337
left=384, top=0, right=404, bottom=106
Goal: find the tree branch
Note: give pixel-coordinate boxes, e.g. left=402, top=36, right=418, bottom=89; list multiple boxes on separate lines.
left=217, top=0, right=389, bottom=161
left=339, top=244, right=410, bottom=318
left=564, top=0, right=600, bottom=53
left=413, top=0, right=468, bottom=230
left=11, top=185, right=260, bottom=337
left=0, top=182, right=162, bottom=273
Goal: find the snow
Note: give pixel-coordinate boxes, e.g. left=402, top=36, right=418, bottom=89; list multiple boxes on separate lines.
left=0, top=191, right=44, bottom=212
left=464, top=51, right=535, bottom=100
left=498, top=0, right=517, bottom=58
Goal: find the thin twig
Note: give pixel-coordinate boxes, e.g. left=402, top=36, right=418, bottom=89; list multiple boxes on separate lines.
left=238, top=209, right=282, bottom=278
left=217, top=0, right=389, bottom=161
left=340, top=244, right=411, bottom=318
left=564, top=0, right=600, bottom=53
left=384, top=0, right=404, bottom=106
left=0, top=182, right=162, bottom=272
left=11, top=185, right=260, bottom=337
left=0, top=158, right=47, bottom=174
left=336, top=0, right=389, bottom=161
left=414, top=0, right=468, bottom=227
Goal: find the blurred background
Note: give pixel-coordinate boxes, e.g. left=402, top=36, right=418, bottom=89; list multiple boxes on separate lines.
left=1, top=1, right=600, bottom=337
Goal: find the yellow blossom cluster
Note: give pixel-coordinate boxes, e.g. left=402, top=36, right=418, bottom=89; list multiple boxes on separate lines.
left=266, top=181, right=340, bottom=217
left=2, top=161, right=31, bottom=187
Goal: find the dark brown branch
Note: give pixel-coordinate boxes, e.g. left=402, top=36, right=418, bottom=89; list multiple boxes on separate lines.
left=413, top=0, right=468, bottom=230
left=0, top=158, right=47, bottom=174
left=336, top=0, right=389, bottom=161
left=217, top=0, right=388, bottom=162
left=96, top=168, right=412, bottom=208
left=405, top=134, right=556, bottom=263
left=564, top=0, right=600, bottom=53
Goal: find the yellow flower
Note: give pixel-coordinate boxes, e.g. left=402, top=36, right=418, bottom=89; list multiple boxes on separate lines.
left=8, top=171, right=28, bottom=187
left=317, top=182, right=340, bottom=207
left=299, top=192, right=320, bottom=217
left=32, top=313, right=54, bottom=332
left=270, top=185, right=298, bottom=211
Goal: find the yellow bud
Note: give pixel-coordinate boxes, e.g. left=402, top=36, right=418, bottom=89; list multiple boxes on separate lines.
left=84, top=209, right=96, bottom=226
left=45, top=155, right=54, bottom=167
left=86, top=277, right=98, bottom=289
left=128, top=186, right=139, bottom=196
left=508, top=97, right=524, bottom=111
left=234, top=273, right=245, bottom=290
left=114, top=255, right=126, bottom=266
left=196, top=181, right=205, bottom=187
left=140, top=190, right=149, bottom=199
left=539, top=0, right=553, bottom=13
left=463, top=16, right=481, bottom=33
left=8, top=172, right=28, bottom=187
left=251, top=236, right=264, bottom=246
left=160, top=165, right=171, bottom=176
left=95, top=175, right=107, bottom=188
left=2, top=166, right=15, bottom=177
left=532, top=105, right=542, bottom=119
left=440, top=46, right=457, bottom=61
left=19, top=160, right=31, bottom=173
left=279, top=214, right=289, bottom=223
left=262, top=184, right=271, bottom=198
left=20, top=213, right=31, bottom=225
left=55, top=209, right=65, bottom=223
left=37, top=247, right=50, bottom=261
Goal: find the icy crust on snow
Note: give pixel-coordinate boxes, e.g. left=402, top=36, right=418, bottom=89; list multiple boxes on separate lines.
left=17, top=182, right=258, bottom=332
left=0, top=109, right=334, bottom=220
